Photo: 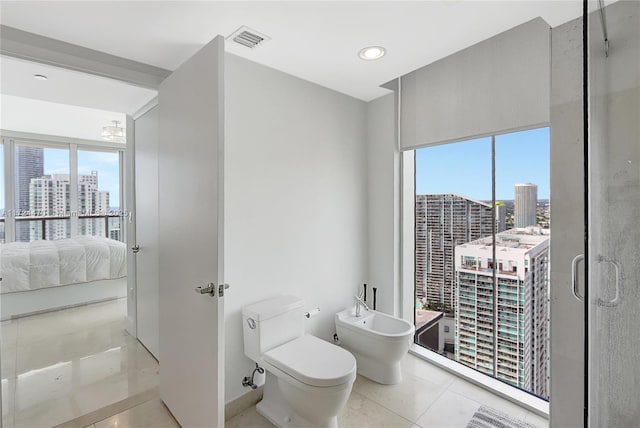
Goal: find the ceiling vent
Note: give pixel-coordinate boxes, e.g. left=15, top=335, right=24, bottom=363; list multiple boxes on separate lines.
left=227, top=26, right=271, bottom=49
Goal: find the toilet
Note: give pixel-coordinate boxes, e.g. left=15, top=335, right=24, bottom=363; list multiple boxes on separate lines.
left=243, top=295, right=356, bottom=428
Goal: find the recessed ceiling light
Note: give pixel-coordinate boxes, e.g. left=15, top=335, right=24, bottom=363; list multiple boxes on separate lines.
left=358, top=46, right=386, bottom=61
left=33, top=74, right=48, bottom=81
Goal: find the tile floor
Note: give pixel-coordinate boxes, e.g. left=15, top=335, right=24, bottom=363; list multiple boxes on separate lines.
left=1, top=299, right=159, bottom=428
left=2, top=299, right=549, bottom=427
left=85, top=354, right=549, bottom=428
left=227, top=352, right=549, bottom=428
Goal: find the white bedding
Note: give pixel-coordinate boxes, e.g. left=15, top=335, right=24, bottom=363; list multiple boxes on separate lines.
left=0, top=236, right=127, bottom=294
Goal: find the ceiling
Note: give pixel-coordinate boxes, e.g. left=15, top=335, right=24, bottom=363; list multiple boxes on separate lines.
left=0, top=56, right=157, bottom=114
left=0, top=1, right=586, bottom=112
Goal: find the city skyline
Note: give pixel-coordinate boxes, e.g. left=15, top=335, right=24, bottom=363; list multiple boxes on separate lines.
left=26, top=172, right=111, bottom=241
left=0, top=148, right=120, bottom=211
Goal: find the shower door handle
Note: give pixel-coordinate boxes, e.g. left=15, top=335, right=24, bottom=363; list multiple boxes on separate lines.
left=571, top=254, right=584, bottom=302
left=596, top=257, right=622, bottom=307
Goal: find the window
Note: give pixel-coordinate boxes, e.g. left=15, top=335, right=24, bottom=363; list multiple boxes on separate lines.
left=414, top=127, right=550, bottom=400
left=14, top=144, right=70, bottom=242
left=3, top=138, right=125, bottom=243
left=77, top=149, right=123, bottom=241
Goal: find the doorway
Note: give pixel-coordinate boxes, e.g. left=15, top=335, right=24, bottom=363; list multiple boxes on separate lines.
left=0, top=56, right=158, bottom=427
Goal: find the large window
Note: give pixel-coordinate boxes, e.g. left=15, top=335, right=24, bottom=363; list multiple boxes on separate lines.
left=77, top=149, right=123, bottom=241
left=414, top=127, right=550, bottom=399
left=14, top=144, right=70, bottom=242
left=2, top=138, right=125, bottom=243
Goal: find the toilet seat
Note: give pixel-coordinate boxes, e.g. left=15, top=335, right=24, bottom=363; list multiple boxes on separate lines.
left=264, top=335, right=356, bottom=388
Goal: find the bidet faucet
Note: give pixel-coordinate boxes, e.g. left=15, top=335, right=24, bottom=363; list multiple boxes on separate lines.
left=354, top=292, right=370, bottom=317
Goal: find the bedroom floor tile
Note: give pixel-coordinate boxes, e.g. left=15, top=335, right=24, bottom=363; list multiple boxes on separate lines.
left=16, top=299, right=127, bottom=345
left=2, top=299, right=158, bottom=428
left=12, top=346, right=158, bottom=426
left=15, top=321, right=131, bottom=375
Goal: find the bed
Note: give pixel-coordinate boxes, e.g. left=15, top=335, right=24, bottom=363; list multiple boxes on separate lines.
left=0, top=236, right=127, bottom=320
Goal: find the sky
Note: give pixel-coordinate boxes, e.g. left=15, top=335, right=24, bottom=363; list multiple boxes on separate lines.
left=0, top=147, right=120, bottom=210
left=415, top=127, right=550, bottom=200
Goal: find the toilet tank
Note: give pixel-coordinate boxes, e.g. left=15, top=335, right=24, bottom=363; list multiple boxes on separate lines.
left=242, top=295, right=305, bottom=362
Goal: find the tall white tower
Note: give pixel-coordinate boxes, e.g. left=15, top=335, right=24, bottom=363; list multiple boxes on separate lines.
left=514, top=183, right=538, bottom=228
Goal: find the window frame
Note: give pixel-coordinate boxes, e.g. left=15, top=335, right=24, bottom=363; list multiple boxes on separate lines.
left=400, top=128, right=552, bottom=417
left=1, top=130, right=125, bottom=243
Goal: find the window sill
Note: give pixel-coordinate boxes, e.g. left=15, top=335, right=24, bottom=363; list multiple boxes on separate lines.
left=409, top=343, right=549, bottom=419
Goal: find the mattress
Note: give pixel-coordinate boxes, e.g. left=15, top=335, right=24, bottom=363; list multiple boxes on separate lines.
left=0, top=236, right=127, bottom=294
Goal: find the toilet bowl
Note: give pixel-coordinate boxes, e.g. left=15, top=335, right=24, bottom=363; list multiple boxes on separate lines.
left=243, top=296, right=356, bottom=428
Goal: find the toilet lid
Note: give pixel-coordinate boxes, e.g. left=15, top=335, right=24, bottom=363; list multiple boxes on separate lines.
left=264, top=335, right=356, bottom=387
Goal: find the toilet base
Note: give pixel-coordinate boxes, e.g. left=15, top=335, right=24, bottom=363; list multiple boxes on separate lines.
left=256, top=372, right=293, bottom=427
left=256, top=372, right=339, bottom=428
left=351, top=351, right=403, bottom=385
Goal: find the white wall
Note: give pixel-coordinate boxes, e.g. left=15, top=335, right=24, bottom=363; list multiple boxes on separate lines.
left=224, top=54, right=368, bottom=402
left=365, top=94, right=400, bottom=316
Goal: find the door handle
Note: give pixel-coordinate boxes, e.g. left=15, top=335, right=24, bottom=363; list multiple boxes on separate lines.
left=194, top=283, right=230, bottom=297
left=571, top=254, right=584, bottom=302
left=596, top=256, right=622, bottom=307
left=131, top=245, right=140, bottom=254
left=195, top=283, right=216, bottom=296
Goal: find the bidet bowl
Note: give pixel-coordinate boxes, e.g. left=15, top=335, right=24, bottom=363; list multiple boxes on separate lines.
left=335, top=308, right=415, bottom=384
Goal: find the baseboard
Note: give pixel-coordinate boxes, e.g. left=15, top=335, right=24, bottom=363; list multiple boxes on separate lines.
left=225, top=386, right=264, bottom=421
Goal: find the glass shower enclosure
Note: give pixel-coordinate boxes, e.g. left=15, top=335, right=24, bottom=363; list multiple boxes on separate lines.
left=586, top=0, right=640, bottom=426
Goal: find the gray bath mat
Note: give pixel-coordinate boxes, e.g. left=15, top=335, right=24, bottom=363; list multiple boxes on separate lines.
left=466, top=405, right=540, bottom=428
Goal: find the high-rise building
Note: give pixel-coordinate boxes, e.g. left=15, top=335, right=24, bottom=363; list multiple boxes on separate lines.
left=28, top=173, right=109, bottom=241
left=514, top=183, right=538, bottom=228
left=454, top=227, right=550, bottom=398
left=29, top=174, right=71, bottom=241
left=15, top=146, right=44, bottom=241
left=415, top=194, right=493, bottom=311
left=109, top=227, right=122, bottom=242
left=495, top=202, right=507, bottom=232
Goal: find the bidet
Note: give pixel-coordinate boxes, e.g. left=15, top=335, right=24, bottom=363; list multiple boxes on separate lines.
left=335, top=308, right=415, bottom=384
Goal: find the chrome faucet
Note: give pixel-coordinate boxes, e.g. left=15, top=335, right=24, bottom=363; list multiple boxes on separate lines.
left=354, top=291, right=370, bottom=317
